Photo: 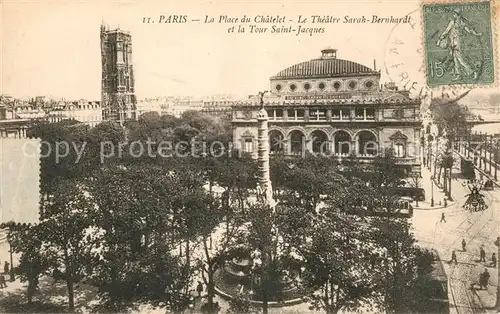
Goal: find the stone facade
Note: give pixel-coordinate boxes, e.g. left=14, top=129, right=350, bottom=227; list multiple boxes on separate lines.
left=232, top=48, right=422, bottom=173
left=50, top=100, right=102, bottom=127
left=100, top=23, right=137, bottom=123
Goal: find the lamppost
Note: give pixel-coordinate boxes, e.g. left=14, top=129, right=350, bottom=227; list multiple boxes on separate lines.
left=447, top=167, right=453, bottom=201
left=0, top=222, right=16, bottom=282
left=430, top=175, right=435, bottom=207
left=495, top=139, right=498, bottom=181
left=7, top=234, right=14, bottom=282
left=489, top=135, right=493, bottom=174
left=427, top=135, right=431, bottom=169
left=479, top=132, right=483, bottom=168
left=495, top=236, right=500, bottom=310
left=467, top=126, right=471, bottom=158
left=434, top=137, right=440, bottom=178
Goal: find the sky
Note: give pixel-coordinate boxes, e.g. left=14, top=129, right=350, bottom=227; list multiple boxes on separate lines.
left=1, top=0, right=499, bottom=100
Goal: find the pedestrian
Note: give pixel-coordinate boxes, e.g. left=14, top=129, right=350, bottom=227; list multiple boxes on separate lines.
left=491, top=253, right=497, bottom=268
left=0, top=274, right=6, bottom=288
left=196, top=281, right=203, bottom=298
left=462, top=239, right=467, bottom=251
left=3, top=261, right=9, bottom=276
left=479, top=268, right=490, bottom=290
left=478, top=272, right=485, bottom=289
left=451, top=250, right=458, bottom=264
left=440, top=212, right=446, bottom=223
left=52, top=268, right=63, bottom=285
left=480, top=246, right=486, bottom=262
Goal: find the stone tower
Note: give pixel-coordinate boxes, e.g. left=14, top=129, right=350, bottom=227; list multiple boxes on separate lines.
left=100, top=22, right=137, bottom=123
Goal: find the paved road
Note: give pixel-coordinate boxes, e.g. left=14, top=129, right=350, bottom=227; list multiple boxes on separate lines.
left=412, top=166, right=499, bottom=314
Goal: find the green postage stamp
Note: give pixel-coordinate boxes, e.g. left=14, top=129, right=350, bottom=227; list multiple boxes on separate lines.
left=422, top=1, right=495, bottom=87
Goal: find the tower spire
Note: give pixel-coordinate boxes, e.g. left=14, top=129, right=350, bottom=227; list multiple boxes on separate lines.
left=100, top=19, right=106, bottom=32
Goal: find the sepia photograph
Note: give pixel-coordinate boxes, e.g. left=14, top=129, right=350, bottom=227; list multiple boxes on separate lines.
left=1, top=0, right=499, bottom=313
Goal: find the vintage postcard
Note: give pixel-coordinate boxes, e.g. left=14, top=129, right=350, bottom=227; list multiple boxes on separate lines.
left=1, top=0, right=499, bottom=313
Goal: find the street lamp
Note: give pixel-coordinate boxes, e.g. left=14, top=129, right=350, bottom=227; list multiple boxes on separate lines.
left=8, top=241, right=14, bottom=282
left=430, top=175, right=434, bottom=207
left=495, top=139, right=499, bottom=181
left=1, top=222, right=16, bottom=282
left=434, top=136, right=440, bottom=178
left=495, top=236, right=500, bottom=310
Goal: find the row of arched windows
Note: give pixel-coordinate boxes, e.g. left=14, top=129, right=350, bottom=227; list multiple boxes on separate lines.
left=267, top=130, right=379, bottom=156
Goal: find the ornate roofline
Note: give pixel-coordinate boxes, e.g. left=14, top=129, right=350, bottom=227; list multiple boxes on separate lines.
left=270, top=55, right=380, bottom=80
left=230, top=98, right=421, bottom=108
left=389, top=130, right=409, bottom=140
left=270, top=71, right=381, bottom=81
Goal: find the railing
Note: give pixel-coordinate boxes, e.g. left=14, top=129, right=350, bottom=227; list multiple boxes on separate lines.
left=455, top=144, right=500, bottom=181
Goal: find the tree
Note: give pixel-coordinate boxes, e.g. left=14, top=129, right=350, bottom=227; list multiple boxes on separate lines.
left=195, top=200, right=243, bottom=313
left=160, top=114, right=180, bottom=129
left=38, top=179, right=100, bottom=311
left=398, top=248, right=441, bottom=313
left=344, top=151, right=426, bottom=312
left=226, top=294, right=260, bottom=314
left=271, top=155, right=344, bottom=211
left=9, top=224, right=50, bottom=305
left=409, top=173, right=422, bottom=207
left=88, top=164, right=194, bottom=311
left=301, top=211, right=380, bottom=314
left=241, top=203, right=275, bottom=314
left=430, top=100, right=473, bottom=144
left=211, top=153, right=258, bottom=212
left=27, top=120, right=88, bottom=196
left=28, top=119, right=126, bottom=199
left=439, top=151, right=454, bottom=198
left=180, top=110, right=219, bottom=134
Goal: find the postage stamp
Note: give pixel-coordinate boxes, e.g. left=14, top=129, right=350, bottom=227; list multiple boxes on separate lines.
left=422, top=1, right=495, bottom=87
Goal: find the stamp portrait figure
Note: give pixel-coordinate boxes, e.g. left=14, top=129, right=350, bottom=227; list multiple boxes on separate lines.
left=437, top=9, right=482, bottom=81
left=423, top=1, right=495, bottom=87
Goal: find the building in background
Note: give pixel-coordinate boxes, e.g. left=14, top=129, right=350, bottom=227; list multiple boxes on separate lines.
left=100, top=22, right=137, bottom=123
left=135, top=97, right=204, bottom=118
left=202, top=95, right=238, bottom=118
left=232, top=48, right=422, bottom=174
left=136, top=98, right=164, bottom=117
left=170, top=97, right=204, bottom=117
left=0, top=95, right=103, bottom=137
left=50, top=100, right=102, bottom=127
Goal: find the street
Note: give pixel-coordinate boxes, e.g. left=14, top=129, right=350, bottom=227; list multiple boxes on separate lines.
left=412, top=164, right=499, bottom=314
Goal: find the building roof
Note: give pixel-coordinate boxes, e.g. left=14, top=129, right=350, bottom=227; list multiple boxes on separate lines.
left=271, top=49, right=379, bottom=80
left=230, top=93, right=421, bottom=108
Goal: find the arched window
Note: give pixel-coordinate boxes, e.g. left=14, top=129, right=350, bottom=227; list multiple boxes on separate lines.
left=334, top=131, right=351, bottom=156
left=310, top=130, right=329, bottom=154
left=289, top=130, right=305, bottom=155
left=269, top=130, right=285, bottom=154
left=357, top=131, right=378, bottom=156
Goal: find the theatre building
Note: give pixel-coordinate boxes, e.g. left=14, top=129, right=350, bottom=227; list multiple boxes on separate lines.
left=232, top=48, right=422, bottom=174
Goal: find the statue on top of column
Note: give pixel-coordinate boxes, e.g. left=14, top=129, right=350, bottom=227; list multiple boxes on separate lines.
left=258, top=91, right=268, bottom=110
